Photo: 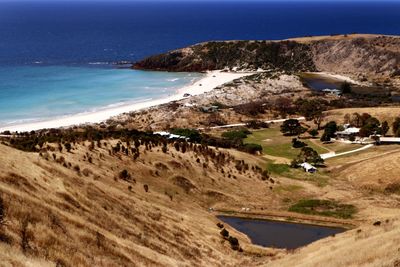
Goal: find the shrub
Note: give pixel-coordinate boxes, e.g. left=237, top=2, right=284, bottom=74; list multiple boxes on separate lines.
left=144, top=184, right=149, bottom=192
left=64, top=143, right=72, bottom=153
left=170, top=128, right=202, bottom=142
left=308, top=129, right=319, bottom=138
left=220, top=228, right=229, bottom=238
left=292, top=138, right=307, bottom=148
left=261, top=170, right=270, bottom=180
left=228, top=236, right=240, bottom=250
left=239, top=143, right=262, bottom=154
left=119, top=170, right=131, bottom=181
left=221, top=129, right=251, bottom=140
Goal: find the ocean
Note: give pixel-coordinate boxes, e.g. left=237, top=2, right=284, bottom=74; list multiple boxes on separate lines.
left=0, top=0, right=399, bottom=126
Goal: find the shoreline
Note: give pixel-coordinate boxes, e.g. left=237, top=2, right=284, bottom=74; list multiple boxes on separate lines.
left=0, top=70, right=253, bottom=133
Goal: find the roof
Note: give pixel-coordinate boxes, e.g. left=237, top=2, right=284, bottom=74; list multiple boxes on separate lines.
left=336, top=127, right=360, bottom=135
left=379, top=137, right=400, bottom=143
left=300, top=162, right=317, bottom=170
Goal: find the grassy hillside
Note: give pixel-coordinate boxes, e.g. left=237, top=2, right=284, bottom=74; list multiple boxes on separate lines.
left=0, top=135, right=282, bottom=266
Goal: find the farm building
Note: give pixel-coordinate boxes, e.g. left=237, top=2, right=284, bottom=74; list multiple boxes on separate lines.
left=300, top=163, right=317, bottom=173
left=335, top=127, right=360, bottom=141
left=377, top=137, right=400, bottom=144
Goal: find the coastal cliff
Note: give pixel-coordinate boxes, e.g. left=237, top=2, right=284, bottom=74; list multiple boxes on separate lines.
left=134, top=40, right=317, bottom=72
left=134, top=34, right=400, bottom=79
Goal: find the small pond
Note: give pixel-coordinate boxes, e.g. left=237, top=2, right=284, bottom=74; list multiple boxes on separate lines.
left=300, top=73, right=342, bottom=91
left=217, top=215, right=345, bottom=249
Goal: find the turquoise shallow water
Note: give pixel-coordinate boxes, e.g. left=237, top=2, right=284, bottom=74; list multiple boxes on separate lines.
left=0, top=66, right=202, bottom=126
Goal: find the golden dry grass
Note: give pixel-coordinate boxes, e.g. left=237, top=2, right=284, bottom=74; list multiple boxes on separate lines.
left=0, top=140, right=286, bottom=266
left=1, top=132, right=400, bottom=266
left=266, top=217, right=400, bottom=267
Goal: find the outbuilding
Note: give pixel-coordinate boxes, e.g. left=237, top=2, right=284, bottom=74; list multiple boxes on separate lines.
left=335, top=127, right=360, bottom=141
left=377, top=137, right=400, bottom=144
left=300, top=162, right=317, bottom=173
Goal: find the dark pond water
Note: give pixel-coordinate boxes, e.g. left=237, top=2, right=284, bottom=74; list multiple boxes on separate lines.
left=301, top=74, right=341, bottom=91
left=218, top=215, right=345, bottom=249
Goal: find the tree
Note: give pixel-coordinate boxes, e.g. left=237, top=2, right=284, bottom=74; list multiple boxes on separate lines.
left=64, top=143, right=72, bottom=153
left=119, top=170, right=131, bottom=181
left=359, top=117, right=380, bottom=137
left=393, top=117, right=400, bottom=137
left=341, top=82, right=352, bottom=94
left=308, top=129, right=319, bottom=138
left=292, top=138, right=307, bottom=148
left=220, top=229, right=229, bottom=238
left=381, top=121, right=390, bottom=137
left=296, top=99, right=327, bottom=129
left=293, top=147, right=324, bottom=166
left=280, top=119, right=306, bottom=136
left=320, top=121, right=337, bottom=142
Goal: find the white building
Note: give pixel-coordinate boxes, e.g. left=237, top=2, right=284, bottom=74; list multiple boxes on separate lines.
left=335, top=127, right=360, bottom=141
left=300, top=162, right=317, bottom=173
left=378, top=137, right=400, bottom=144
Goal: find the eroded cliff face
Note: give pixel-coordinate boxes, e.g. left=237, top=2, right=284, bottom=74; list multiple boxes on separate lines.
left=311, top=36, right=400, bottom=79
left=134, top=35, right=400, bottom=79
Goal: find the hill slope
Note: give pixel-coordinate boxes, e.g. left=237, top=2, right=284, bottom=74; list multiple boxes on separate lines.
left=134, top=34, right=400, bottom=79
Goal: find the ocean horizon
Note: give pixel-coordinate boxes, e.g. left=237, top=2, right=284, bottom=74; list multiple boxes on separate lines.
left=1, top=0, right=399, bottom=127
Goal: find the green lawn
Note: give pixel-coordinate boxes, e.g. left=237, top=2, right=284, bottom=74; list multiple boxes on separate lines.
left=244, top=127, right=329, bottom=159
left=289, top=199, right=357, bottom=219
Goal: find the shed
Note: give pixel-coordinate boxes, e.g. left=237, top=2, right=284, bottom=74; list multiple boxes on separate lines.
left=335, top=127, right=360, bottom=140
left=378, top=137, right=400, bottom=144
left=300, top=162, right=317, bottom=173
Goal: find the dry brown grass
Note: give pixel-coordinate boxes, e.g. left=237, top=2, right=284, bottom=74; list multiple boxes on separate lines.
left=266, top=217, right=400, bottom=267
left=0, top=140, right=282, bottom=266
left=1, top=130, right=400, bottom=266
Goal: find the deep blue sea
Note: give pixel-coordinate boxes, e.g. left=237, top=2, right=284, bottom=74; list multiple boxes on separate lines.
left=0, top=1, right=399, bottom=126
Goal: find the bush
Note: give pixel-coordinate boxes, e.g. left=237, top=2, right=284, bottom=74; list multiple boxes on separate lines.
left=119, top=170, right=131, bottom=181
left=239, top=143, right=262, bottom=154
left=221, top=129, right=251, bottom=140
left=220, top=228, right=229, bottom=238
left=261, top=170, right=270, bottom=180
left=308, top=129, right=319, bottom=138
left=170, top=128, right=202, bottom=142
left=228, top=236, right=240, bottom=250
left=292, top=138, right=307, bottom=148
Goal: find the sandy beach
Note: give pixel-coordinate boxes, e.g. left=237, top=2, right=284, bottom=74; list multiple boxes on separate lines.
left=0, top=70, right=253, bottom=133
